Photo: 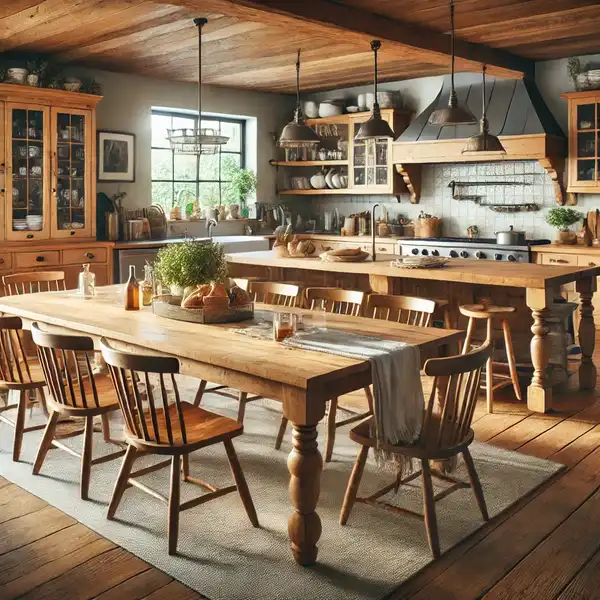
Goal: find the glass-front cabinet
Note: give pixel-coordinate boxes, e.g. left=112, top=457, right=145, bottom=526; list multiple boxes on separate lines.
left=351, top=118, right=391, bottom=191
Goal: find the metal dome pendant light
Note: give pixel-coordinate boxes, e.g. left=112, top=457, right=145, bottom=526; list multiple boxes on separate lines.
left=278, top=49, right=320, bottom=148
left=354, top=40, right=395, bottom=141
left=428, top=0, right=477, bottom=126
left=166, top=18, right=228, bottom=155
left=462, top=65, right=506, bottom=154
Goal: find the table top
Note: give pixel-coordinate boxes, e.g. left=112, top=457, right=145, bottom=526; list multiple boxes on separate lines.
left=226, top=251, right=600, bottom=289
left=0, top=287, right=462, bottom=395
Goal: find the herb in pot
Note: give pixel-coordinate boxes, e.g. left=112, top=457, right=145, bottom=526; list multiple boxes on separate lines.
left=223, top=165, right=257, bottom=218
left=546, top=207, right=583, bottom=245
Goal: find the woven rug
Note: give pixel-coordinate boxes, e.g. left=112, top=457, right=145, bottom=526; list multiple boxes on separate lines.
left=0, top=381, right=564, bottom=600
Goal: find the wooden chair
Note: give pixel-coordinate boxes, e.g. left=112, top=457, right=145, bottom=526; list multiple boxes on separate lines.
left=100, top=338, right=258, bottom=555
left=0, top=317, right=48, bottom=461
left=276, top=287, right=366, bottom=460
left=31, top=324, right=126, bottom=499
left=367, top=294, right=437, bottom=327
left=340, top=343, right=492, bottom=558
left=3, top=271, right=66, bottom=295
left=459, top=303, right=522, bottom=413
left=194, top=282, right=301, bottom=425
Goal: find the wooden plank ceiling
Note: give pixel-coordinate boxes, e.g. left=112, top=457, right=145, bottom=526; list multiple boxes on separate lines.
left=1, top=0, right=600, bottom=94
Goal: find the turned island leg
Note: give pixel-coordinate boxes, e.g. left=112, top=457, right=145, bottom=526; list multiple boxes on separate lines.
left=577, top=276, right=597, bottom=391
left=526, top=288, right=553, bottom=413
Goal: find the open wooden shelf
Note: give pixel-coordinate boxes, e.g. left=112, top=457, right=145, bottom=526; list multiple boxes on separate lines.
left=279, top=188, right=351, bottom=195
left=270, top=160, right=348, bottom=167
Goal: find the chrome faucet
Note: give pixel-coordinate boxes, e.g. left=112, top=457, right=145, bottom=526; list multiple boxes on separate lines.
left=276, top=205, right=286, bottom=227
left=206, top=218, right=218, bottom=239
left=371, top=203, right=380, bottom=261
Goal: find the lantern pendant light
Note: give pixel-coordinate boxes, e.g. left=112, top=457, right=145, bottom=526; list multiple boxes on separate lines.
left=354, top=40, right=395, bottom=141
left=428, top=0, right=477, bottom=126
left=166, top=18, right=228, bottom=155
left=278, top=49, right=320, bottom=148
left=462, top=65, right=506, bottom=154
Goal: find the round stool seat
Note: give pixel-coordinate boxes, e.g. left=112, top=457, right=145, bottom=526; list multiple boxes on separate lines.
left=459, top=304, right=515, bottom=320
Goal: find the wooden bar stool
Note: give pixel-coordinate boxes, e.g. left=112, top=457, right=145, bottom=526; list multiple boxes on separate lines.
left=459, top=303, right=522, bottom=413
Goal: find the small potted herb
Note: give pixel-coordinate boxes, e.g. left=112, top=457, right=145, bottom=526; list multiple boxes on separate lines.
left=224, top=166, right=257, bottom=218
left=546, top=207, right=583, bottom=245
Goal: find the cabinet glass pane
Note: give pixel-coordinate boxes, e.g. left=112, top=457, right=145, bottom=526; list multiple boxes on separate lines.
left=577, top=132, right=596, bottom=157
left=376, top=167, right=388, bottom=185
left=375, top=143, right=387, bottom=165
left=11, top=108, right=44, bottom=232
left=56, top=112, right=86, bottom=231
left=577, top=104, right=596, bottom=130
left=577, top=159, right=596, bottom=181
left=354, top=167, right=365, bottom=186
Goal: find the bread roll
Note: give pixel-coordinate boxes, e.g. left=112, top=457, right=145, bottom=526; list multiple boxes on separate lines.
left=229, top=286, right=251, bottom=306
left=181, top=283, right=211, bottom=309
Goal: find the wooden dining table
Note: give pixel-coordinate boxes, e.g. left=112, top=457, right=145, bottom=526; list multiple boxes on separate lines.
left=0, top=285, right=463, bottom=566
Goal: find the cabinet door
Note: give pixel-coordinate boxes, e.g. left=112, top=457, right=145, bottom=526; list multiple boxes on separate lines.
left=5, top=103, right=50, bottom=241
left=50, top=108, right=93, bottom=239
left=570, top=99, right=598, bottom=188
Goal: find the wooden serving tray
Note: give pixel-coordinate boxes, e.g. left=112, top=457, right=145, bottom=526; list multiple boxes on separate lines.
left=152, top=294, right=254, bottom=324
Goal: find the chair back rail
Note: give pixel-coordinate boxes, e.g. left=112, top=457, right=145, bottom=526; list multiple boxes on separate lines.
left=249, top=282, right=300, bottom=307
left=100, top=338, right=185, bottom=447
left=306, top=287, right=364, bottom=316
left=0, top=316, right=34, bottom=384
left=3, top=272, right=66, bottom=296
left=367, top=294, right=436, bottom=327
left=31, top=323, right=101, bottom=410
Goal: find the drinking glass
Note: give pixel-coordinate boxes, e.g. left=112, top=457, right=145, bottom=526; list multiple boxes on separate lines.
left=273, top=312, right=295, bottom=342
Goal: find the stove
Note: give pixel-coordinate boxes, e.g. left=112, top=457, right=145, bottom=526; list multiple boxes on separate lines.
left=397, top=237, right=551, bottom=263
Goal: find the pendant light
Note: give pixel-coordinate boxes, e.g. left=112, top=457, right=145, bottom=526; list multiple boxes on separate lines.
left=462, top=65, right=506, bottom=154
left=166, top=18, right=228, bottom=155
left=354, top=40, right=395, bottom=141
left=278, top=49, right=320, bottom=148
left=428, top=0, right=476, bottom=126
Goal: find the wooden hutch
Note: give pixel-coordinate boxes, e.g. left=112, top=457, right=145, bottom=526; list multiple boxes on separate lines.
left=0, top=83, right=113, bottom=292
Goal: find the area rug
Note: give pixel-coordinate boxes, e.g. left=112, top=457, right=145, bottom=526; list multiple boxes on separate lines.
left=0, top=382, right=564, bottom=600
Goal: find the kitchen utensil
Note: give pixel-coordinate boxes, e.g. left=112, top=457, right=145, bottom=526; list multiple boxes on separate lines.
left=416, top=213, right=441, bottom=238
left=318, top=102, right=343, bottom=118
left=344, top=216, right=356, bottom=235
left=320, top=250, right=369, bottom=263
left=391, top=256, right=449, bottom=269
left=63, top=78, right=82, bottom=92
left=325, top=168, right=336, bottom=189
left=377, top=222, right=391, bottom=237
left=147, top=204, right=167, bottom=239
left=495, top=225, right=526, bottom=245
left=331, top=173, right=342, bottom=189
left=105, top=212, right=119, bottom=241
left=377, top=91, right=394, bottom=108
left=318, top=149, right=328, bottom=161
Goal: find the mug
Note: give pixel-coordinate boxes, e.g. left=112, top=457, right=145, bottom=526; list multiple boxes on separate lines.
left=18, top=166, right=27, bottom=176
left=30, top=165, right=42, bottom=176
left=28, top=145, right=40, bottom=157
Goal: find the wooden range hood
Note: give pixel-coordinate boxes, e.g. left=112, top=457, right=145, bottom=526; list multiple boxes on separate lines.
left=392, top=74, right=568, bottom=205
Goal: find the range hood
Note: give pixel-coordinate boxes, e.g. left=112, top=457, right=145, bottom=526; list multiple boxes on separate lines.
left=393, top=73, right=568, bottom=205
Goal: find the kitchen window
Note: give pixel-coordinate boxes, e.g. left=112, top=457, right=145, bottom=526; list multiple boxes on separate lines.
left=151, top=110, right=245, bottom=211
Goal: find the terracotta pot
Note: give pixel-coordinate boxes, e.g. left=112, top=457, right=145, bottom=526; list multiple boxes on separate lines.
left=555, top=230, right=577, bottom=245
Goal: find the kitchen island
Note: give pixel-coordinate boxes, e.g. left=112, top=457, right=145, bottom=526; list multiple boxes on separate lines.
left=227, top=251, right=600, bottom=413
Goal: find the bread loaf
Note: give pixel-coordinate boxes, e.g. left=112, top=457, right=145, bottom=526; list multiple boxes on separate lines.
left=181, top=283, right=212, bottom=309
left=329, top=247, right=362, bottom=257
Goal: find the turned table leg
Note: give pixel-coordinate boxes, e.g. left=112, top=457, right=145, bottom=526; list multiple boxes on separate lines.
left=287, top=423, right=323, bottom=566
left=526, top=288, right=553, bottom=413
left=577, top=276, right=597, bottom=391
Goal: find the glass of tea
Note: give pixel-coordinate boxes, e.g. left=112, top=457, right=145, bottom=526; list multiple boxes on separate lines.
left=273, top=312, right=295, bottom=342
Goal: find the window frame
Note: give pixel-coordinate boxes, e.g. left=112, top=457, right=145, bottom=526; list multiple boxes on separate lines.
left=151, top=109, right=246, bottom=208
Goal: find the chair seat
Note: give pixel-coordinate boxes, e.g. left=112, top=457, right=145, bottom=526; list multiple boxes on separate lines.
left=0, top=360, right=46, bottom=391
left=459, top=304, right=515, bottom=320
left=349, top=416, right=474, bottom=460
left=132, top=402, right=243, bottom=453
left=47, top=372, right=120, bottom=414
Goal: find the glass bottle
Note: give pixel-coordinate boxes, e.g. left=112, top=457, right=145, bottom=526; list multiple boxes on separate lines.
left=141, top=264, right=154, bottom=306
left=77, top=263, right=96, bottom=298
left=125, top=265, right=140, bottom=311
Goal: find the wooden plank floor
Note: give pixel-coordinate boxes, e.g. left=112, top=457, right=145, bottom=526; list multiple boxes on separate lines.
left=3, top=345, right=600, bottom=598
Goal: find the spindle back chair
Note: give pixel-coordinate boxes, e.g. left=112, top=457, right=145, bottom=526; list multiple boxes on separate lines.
left=3, top=271, right=66, bottom=296
left=305, top=287, right=364, bottom=316
left=249, top=282, right=300, bottom=307
left=368, top=294, right=436, bottom=327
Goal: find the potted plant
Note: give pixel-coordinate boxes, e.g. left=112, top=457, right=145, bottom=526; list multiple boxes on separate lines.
left=154, top=240, right=228, bottom=299
left=26, top=58, right=48, bottom=87
left=224, top=166, right=257, bottom=218
left=546, top=207, right=583, bottom=245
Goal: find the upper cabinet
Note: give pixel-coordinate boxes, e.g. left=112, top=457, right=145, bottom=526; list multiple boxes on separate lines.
left=562, top=90, right=600, bottom=193
left=0, top=84, right=101, bottom=243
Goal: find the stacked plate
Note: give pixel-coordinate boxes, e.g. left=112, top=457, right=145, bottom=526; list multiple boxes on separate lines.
left=26, top=215, right=43, bottom=231
left=587, top=69, right=600, bottom=87
left=12, top=219, right=28, bottom=231
left=391, top=256, right=449, bottom=269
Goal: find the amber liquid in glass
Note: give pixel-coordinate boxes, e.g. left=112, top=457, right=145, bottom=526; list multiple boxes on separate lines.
left=125, top=265, right=140, bottom=311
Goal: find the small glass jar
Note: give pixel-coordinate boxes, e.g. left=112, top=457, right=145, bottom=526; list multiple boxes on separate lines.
left=141, top=264, right=154, bottom=306
left=77, top=263, right=95, bottom=298
left=273, top=312, right=295, bottom=342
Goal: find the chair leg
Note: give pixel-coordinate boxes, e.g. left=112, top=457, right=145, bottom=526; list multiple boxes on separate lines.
left=37, top=387, right=49, bottom=417
left=486, top=318, right=494, bottom=414
left=461, top=317, right=475, bottom=355
left=224, top=439, right=259, bottom=527
left=32, top=409, right=59, bottom=475
left=502, top=319, right=523, bottom=402
left=237, top=391, right=248, bottom=424
left=168, top=455, right=181, bottom=555
left=193, top=380, right=207, bottom=407
left=100, top=413, right=111, bottom=442
left=340, top=445, right=369, bottom=525
left=81, top=415, right=94, bottom=500
left=108, top=445, right=137, bottom=520
left=12, top=390, right=28, bottom=462
left=274, top=416, right=288, bottom=450
left=363, top=386, right=374, bottom=413
left=421, top=459, right=441, bottom=559
left=325, top=397, right=338, bottom=463
left=181, top=453, right=190, bottom=480
left=462, top=448, right=489, bottom=521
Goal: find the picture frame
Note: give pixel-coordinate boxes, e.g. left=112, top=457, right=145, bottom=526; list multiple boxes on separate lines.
left=97, top=131, right=135, bottom=182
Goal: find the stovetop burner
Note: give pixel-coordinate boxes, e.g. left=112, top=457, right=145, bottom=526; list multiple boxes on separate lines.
left=414, top=237, right=550, bottom=247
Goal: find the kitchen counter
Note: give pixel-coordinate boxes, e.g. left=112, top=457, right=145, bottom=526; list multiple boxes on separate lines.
left=531, top=243, right=600, bottom=255
left=114, top=235, right=268, bottom=250
left=264, top=233, right=407, bottom=244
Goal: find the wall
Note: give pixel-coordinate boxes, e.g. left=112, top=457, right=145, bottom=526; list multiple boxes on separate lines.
left=79, top=68, right=294, bottom=209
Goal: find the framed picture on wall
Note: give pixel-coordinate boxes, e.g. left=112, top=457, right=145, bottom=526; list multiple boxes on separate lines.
left=97, top=131, right=135, bottom=182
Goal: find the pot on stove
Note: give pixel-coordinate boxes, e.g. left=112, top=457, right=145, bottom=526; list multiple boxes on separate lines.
left=495, top=226, right=526, bottom=245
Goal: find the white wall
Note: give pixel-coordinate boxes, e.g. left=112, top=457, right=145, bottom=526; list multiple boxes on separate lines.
left=80, top=68, right=294, bottom=209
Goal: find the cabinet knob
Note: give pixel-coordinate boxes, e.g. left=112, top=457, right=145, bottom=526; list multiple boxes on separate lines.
left=589, top=262, right=597, bottom=267
left=85, top=252, right=95, bottom=259
left=26, top=234, right=34, bottom=239
left=0, top=258, right=4, bottom=265
left=36, top=256, right=44, bottom=262
left=70, top=231, right=76, bottom=236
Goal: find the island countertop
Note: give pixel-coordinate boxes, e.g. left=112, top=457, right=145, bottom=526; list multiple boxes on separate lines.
left=226, top=251, right=600, bottom=290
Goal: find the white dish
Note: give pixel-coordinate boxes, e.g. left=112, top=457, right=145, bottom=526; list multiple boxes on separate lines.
left=318, top=102, right=343, bottom=118
left=346, top=106, right=360, bottom=113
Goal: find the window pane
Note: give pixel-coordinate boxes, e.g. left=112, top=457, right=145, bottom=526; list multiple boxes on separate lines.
left=174, top=153, right=198, bottom=180
left=201, top=119, right=220, bottom=133
left=174, top=182, right=197, bottom=215
left=152, top=114, right=171, bottom=148
left=198, top=182, right=220, bottom=207
left=199, top=153, right=219, bottom=180
left=221, top=121, right=242, bottom=152
left=152, top=182, right=172, bottom=210
left=173, top=116, right=195, bottom=131
left=221, top=153, right=241, bottom=180
left=151, top=149, right=173, bottom=180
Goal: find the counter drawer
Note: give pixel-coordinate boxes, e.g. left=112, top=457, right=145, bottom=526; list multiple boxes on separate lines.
left=578, top=255, right=600, bottom=268
left=62, top=247, right=108, bottom=266
left=0, top=253, right=12, bottom=272
left=540, top=253, right=578, bottom=267
left=15, top=250, right=60, bottom=269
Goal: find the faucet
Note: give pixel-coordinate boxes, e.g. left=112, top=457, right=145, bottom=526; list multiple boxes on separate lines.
left=276, top=205, right=286, bottom=227
left=371, top=203, right=380, bottom=261
left=206, top=218, right=218, bottom=239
